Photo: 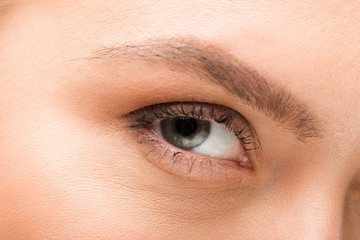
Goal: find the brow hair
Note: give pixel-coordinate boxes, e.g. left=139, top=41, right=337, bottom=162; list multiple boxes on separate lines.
left=90, top=38, right=322, bottom=141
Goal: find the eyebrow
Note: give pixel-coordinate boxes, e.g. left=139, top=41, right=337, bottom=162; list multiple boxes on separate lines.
left=90, top=38, right=322, bottom=141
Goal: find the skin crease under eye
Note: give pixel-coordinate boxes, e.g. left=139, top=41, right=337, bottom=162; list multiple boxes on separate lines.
left=133, top=128, right=254, bottom=183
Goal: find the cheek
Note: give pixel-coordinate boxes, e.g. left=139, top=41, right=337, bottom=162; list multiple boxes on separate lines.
left=0, top=105, right=161, bottom=239
left=0, top=103, right=241, bottom=239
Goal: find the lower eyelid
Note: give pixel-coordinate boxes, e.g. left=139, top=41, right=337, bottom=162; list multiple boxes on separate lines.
left=134, top=128, right=254, bottom=184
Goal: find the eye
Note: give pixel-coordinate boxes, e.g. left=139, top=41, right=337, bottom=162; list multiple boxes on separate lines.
left=152, top=117, right=245, bottom=161
left=126, top=102, right=256, bottom=183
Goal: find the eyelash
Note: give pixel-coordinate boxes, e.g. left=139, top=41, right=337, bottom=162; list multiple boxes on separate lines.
left=126, top=102, right=257, bottom=182
left=130, top=102, right=255, bottom=149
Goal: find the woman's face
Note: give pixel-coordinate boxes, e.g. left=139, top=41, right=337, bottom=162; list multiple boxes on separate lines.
left=1, top=1, right=360, bottom=239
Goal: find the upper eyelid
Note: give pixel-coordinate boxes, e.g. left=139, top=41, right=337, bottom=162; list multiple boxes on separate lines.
left=90, top=37, right=322, bottom=141
left=128, top=102, right=233, bottom=125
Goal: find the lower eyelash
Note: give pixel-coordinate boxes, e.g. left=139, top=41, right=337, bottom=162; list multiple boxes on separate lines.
left=135, top=129, right=253, bottom=183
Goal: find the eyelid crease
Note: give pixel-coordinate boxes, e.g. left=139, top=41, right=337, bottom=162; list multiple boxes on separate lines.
left=88, top=37, right=322, bottom=141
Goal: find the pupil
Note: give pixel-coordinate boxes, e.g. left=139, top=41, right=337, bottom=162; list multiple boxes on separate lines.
left=175, top=117, right=198, bottom=137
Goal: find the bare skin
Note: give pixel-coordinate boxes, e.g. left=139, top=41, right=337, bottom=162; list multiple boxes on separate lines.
left=0, top=1, right=360, bottom=239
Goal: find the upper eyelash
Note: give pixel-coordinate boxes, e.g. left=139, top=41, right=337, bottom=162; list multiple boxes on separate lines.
left=132, top=102, right=233, bottom=127
left=127, top=101, right=258, bottom=151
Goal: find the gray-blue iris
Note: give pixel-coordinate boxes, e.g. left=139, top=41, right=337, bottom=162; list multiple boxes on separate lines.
left=160, top=117, right=211, bottom=150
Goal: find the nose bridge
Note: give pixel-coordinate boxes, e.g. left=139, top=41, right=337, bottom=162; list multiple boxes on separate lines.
left=255, top=175, right=346, bottom=240
left=285, top=186, right=343, bottom=240
left=275, top=139, right=357, bottom=240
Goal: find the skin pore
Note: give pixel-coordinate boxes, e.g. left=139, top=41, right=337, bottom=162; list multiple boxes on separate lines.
left=0, top=0, right=360, bottom=239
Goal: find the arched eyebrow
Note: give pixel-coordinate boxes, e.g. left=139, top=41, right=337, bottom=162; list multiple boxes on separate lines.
left=90, top=38, right=322, bottom=141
